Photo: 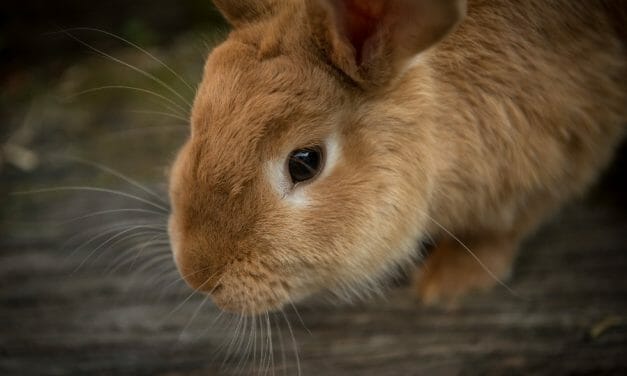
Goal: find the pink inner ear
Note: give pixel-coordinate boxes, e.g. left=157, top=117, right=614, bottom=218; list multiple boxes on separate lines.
left=340, top=0, right=387, bottom=64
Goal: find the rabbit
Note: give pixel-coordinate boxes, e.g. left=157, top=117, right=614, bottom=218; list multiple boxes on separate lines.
left=167, top=0, right=627, bottom=314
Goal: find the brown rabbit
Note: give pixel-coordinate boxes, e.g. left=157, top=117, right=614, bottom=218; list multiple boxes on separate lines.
left=167, top=0, right=626, bottom=313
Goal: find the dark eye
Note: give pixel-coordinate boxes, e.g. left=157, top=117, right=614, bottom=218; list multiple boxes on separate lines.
left=288, top=146, right=323, bottom=184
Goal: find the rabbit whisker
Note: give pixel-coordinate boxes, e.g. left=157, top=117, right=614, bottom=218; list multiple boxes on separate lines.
left=145, top=264, right=179, bottom=289
left=90, top=229, right=166, bottom=267
left=287, top=299, right=310, bottom=336
left=266, top=312, right=276, bottom=376
left=218, top=312, right=245, bottom=368
left=126, top=109, right=190, bottom=123
left=177, top=293, right=212, bottom=342
left=61, top=30, right=193, bottom=110
left=273, top=314, right=287, bottom=376
left=13, top=186, right=169, bottom=212
left=65, top=85, right=189, bottom=118
left=280, top=309, right=301, bottom=376
left=161, top=271, right=223, bottom=323
left=63, top=27, right=197, bottom=95
left=158, top=264, right=216, bottom=292
left=125, top=235, right=171, bottom=271
left=125, top=253, right=176, bottom=286
left=100, top=124, right=188, bottom=140
left=61, top=208, right=166, bottom=224
left=422, top=213, right=519, bottom=298
left=64, top=222, right=158, bottom=263
left=106, top=235, right=169, bottom=274
left=74, top=225, right=164, bottom=273
left=54, top=156, right=170, bottom=206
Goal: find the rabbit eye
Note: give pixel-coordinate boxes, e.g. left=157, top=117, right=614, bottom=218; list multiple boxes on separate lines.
left=288, top=146, right=323, bottom=184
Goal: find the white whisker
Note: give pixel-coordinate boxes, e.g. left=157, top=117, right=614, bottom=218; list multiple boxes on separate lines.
left=61, top=208, right=166, bottom=224
left=100, top=125, right=188, bottom=140
left=64, top=27, right=197, bottom=95
left=55, top=156, right=170, bottom=206
left=145, top=263, right=179, bottom=288
left=423, top=213, right=519, bottom=297
left=107, top=235, right=169, bottom=274
left=272, top=314, right=287, bottom=376
left=61, top=31, right=193, bottom=110
left=221, top=312, right=245, bottom=369
left=13, top=186, right=169, bottom=212
left=280, top=309, right=301, bottom=376
left=178, top=293, right=211, bottom=342
left=91, top=230, right=166, bottom=267
left=127, top=109, right=189, bottom=123
left=161, top=272, right=222, bottom=323
left=73, top=225, right=164, bottom=273
left=64, top=222, right=153, bottom=262
left=287, top=300, right=310, bottom=335
left=252, top=314, right=258, bottom=374
left=158, top=264, right=215, bottom=293
left=266, top=312, right=275, bottom=376
left=260, top=312, right=267, bottom=375
left=65, top=85, right=189, bottom=117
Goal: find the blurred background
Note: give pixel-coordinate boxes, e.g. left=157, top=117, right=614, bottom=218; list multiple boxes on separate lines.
left=1, top=2, right=626, bottom=375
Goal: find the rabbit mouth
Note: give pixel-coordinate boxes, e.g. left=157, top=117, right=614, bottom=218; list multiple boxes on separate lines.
left=168, top=215, right=297, bottom=314
left=208, top=264, right=293, bottom=315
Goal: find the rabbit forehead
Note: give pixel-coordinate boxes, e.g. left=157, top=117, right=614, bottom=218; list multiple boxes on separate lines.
left=197, top=40, right=332, bottom=115
left=188, top=40, right=346, bottom=185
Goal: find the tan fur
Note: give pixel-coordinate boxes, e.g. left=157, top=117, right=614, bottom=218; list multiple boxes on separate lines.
left=168, top=0, right=626, bottom=313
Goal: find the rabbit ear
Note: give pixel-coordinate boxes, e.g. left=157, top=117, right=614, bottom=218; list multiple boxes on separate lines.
left=307, top=0, right=466, bottom=87
left=213, top=0, right=278, bottom=27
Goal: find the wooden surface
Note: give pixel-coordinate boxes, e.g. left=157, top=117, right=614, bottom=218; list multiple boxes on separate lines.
left=1, top=164, right=626, bottom=376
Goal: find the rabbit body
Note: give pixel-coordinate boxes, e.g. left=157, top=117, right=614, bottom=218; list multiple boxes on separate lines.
left=168, top=0, right=626, bottom=312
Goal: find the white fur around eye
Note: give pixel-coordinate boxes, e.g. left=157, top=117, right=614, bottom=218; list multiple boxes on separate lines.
left=319, top=133, right=340, bottom=181
left=400, top=51, right=430, bottom=77
left=265, top=134, right=341, bottom=207
left=265, top=159, right=292, bottom=197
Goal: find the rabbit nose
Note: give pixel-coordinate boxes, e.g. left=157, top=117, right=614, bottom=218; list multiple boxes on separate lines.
left=174, top=250, right=223, bottom=293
